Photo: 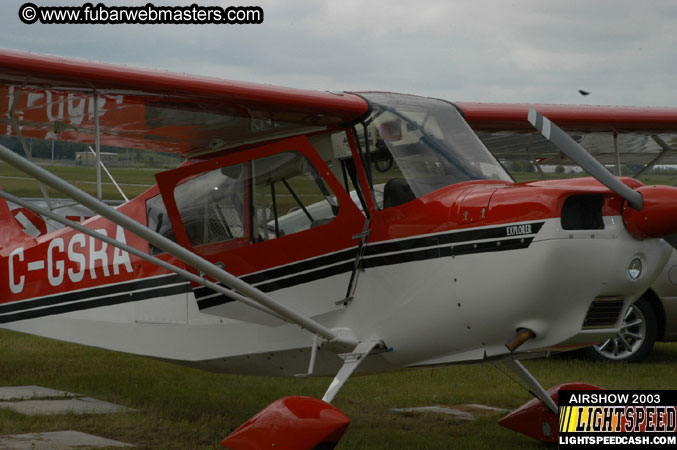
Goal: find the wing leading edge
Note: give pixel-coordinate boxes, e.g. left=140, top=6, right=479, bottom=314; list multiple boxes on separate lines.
left=4, top=48, right=677, bottom=167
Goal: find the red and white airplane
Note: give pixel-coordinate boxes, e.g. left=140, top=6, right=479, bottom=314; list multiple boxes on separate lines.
left=1, top=49, right=677, bottom=449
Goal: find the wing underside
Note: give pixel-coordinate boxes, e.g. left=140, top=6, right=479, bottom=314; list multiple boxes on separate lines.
left=476, top=130, right=677, bottom=166
left=456, top=102, right=677, bottom=171
left=0, top=49, right=368, bottom=157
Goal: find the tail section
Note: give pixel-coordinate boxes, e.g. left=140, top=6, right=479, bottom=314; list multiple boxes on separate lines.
left=0, top=195, right=35, bottom=249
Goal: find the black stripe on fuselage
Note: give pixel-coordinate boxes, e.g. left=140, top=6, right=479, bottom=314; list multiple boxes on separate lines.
left=0, top=274, right=189, bottom=324
left=196, top=222, right=544, bottom=310
left=0, top=223, right=545, bottom=323
left=239, top=248, right=358, bottom=285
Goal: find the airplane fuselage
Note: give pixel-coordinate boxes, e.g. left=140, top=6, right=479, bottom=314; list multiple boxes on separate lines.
left=0, top=174, right=669, bottom=377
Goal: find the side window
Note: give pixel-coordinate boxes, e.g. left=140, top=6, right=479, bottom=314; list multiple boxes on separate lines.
left=313, top=132, right=371, bottom=216
left=146, top=151, right=340, bottom=253
left=252, top=152, right=338, bottom=240
left=174, top=163, right=246, bottom=248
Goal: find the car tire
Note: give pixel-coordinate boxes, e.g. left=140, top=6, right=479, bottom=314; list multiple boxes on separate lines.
left=583, top=296, right=657, bottom=363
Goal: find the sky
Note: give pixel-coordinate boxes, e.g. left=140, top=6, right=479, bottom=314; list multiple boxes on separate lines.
left=2, top=0, right=677, bottom=107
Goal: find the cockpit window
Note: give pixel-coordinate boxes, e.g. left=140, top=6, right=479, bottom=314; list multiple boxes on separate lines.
left=252, top=151, right=338, bottom=240
left=146, top=150, right=339, bottom=254
left=146, top=164, right=247, bottom=255
left=175, top=164, right=246, bottom=247
left=357, top=93, right=512, bottom=206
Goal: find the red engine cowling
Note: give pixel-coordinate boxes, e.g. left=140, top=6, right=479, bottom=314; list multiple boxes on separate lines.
left=623, top=185, right=677, bottom=240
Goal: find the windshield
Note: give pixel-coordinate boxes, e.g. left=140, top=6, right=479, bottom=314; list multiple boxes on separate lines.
left=358, top=93, right=512, bottom=202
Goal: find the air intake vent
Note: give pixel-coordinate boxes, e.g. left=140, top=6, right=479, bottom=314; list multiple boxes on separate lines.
left=582, top=296, right=624, bottom=329
left=561, top=195, right=604, bottom=230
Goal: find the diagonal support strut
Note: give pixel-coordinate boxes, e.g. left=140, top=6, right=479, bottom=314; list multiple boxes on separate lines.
left=502, top=359, right=557, bottom=413
left=0, top=143, right=357, bottom=348
left=322, top=340, right=381, bottom=403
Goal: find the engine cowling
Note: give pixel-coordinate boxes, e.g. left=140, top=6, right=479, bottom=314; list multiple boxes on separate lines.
left=623, top=185, right=677, bottom=240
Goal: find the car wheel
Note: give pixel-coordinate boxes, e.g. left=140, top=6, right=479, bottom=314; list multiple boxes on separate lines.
left=585, top=296, right=657, bottom=362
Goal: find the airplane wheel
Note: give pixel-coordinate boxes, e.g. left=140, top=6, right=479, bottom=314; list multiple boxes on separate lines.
left=584, top=296, right=657, bottom=363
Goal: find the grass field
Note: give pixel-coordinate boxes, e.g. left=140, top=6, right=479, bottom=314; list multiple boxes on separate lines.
left=0, top=161, right=163, bottom=200
left=2, top=160, right=677, bottom=203
left=1, top=328, right=676, bottom=449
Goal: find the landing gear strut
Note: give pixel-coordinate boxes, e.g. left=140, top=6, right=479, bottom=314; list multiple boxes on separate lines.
left=498, top=359, right=603, bottom=443
left=222, top=341, right=381, bottom=450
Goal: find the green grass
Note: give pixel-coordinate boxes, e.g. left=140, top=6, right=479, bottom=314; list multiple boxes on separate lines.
left=1, top=329, right=676, bottom=449
left=0, top=161, right=163, bottom=184
left=0, top=177, right=153, bottom=200
left=0, top=161, right=165, bottom=200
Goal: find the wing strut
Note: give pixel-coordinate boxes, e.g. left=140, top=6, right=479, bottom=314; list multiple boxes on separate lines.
left=88, top=145, right=129, bottom=202
left=614, top=131, right=622, bottom=176
left=633, top=135, right=677, bottom=178
left=93, top=91, right=103, bottom=201
left=498, top=358, right=603, bottom=443
left=0, top=189, right=286, bottom=322
left=524, top=134, right=547, bottom=180
left=501, top=359, right=556, bottom=413
left=7, top=88, right=53, bottom=210
left=0, top=143, right=357, bottom=348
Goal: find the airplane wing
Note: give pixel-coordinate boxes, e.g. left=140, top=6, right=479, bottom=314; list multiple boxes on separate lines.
left=0, top=49, right=368, bottom=156
left=6, top=48, right=676, bottom=168
left=456, top=102, right=677, bottom=170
